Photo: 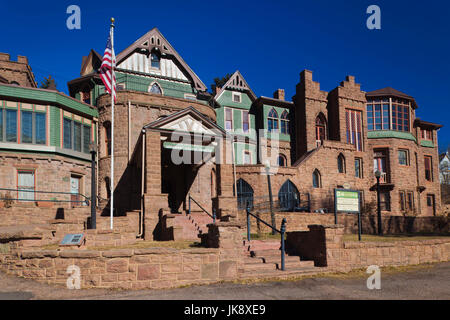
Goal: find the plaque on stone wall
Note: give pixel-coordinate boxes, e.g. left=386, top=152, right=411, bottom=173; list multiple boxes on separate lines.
left=60, top=233, right=85, bottom=246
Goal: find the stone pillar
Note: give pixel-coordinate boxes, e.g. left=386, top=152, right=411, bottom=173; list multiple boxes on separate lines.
left=286, top=224, right=344, bottom=267
left=203, top=222, right=244, bottom=280
left=143, top=130, right=169, bottom=240
left=215, top=136, right=238, bottom=221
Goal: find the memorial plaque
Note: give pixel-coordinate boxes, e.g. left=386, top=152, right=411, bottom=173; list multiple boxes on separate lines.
left=60, top=233, right=85, bottom=246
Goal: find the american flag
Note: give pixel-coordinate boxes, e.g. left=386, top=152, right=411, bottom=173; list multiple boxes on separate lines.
left=99, top=33, right=116, bottom=101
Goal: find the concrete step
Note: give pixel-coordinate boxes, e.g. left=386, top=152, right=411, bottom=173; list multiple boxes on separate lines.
left=238, top=266, right=321, bottom=280
left=244, top=255, right=300, bottom=264
left=250, top=249, right=281, bottom=258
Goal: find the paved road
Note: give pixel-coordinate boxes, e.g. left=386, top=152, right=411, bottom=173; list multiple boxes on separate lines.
left=0, top=262, right=449, bottom=300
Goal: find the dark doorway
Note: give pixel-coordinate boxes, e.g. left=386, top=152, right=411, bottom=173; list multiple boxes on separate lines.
left=161, top=146, right=197, bottom=213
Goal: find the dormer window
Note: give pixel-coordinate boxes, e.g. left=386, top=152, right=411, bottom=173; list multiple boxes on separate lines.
left=232, top=92, right=241, bottom=103
left=151, top=52, right=160, bottom=69
left=80, top=86, right=91, bottom=105
left=281, top=111, right=289, bottom=135
left=268, top=108, right=278, bottom=132
left=422, top=129, right=433, bottom=141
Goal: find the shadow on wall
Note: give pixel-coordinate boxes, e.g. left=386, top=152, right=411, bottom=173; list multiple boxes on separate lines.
left=101, top=139, right=143, bottom=217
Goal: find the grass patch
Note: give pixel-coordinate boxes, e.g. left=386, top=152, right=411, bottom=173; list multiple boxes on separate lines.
left=343, top=234, right=450, bottom=242
left=245, top=233, right=283, bottom=240
left=88, top=240, right=201, bottom=251
left=39, top=240, right=201, bottom=251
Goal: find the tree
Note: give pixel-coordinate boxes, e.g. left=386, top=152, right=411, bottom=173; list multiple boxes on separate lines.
left=210, top=73, right=232, bottom=94
left=40, top=76, right=57, bottom=90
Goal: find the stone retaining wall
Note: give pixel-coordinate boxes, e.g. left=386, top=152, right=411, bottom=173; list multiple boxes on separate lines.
left=242, top=212, right=449, bottom=235
left=286, top=224, right=450, bottom=272
left=0, top=222, right=244, bottom=290
left=0, top=247, right=240, bottom=289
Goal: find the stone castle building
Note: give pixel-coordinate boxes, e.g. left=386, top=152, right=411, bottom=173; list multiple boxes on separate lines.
left=0, top=28, right=443, bottom=240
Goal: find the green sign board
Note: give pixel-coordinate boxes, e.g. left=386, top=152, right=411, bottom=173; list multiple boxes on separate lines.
left=163, top=142, right=215, bottom=153
left=334, top=189, right=360, bottom=213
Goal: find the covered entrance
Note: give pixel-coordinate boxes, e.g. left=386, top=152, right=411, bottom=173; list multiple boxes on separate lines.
left=144, top=107, right=226, bottom=214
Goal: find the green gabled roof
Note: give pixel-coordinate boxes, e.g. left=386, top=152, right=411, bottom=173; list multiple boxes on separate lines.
left=0, top=84, right=98, bottom=117
left=367, top=130, right=417, bottom=141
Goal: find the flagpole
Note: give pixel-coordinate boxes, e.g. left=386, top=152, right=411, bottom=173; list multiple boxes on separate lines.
left=110, top=17, right=115, bottom=230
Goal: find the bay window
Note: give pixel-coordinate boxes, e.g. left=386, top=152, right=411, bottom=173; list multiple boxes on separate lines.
left=20, top=110, right=47, bottom=145
left=63, top=117, right=92, bottom=154
left=366, top=98, right=410, bottom=132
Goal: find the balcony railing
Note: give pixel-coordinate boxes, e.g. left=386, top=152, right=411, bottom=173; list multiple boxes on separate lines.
left=375, top=172, right=389, bottom=184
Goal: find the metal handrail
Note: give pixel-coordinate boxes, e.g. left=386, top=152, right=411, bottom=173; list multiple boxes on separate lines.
left=188, top=194, right=216, bottom=223
left=0, top=187, right=90, bottom=205
left=246, top=205, right=287, bottom=271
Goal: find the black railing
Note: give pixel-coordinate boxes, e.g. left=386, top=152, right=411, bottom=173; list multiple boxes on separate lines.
left=247, top=193, right=311, bottom=213
left=0, top=188, right=90, bottom=205
left=188, top=194, right=216, bottom=223
left=246, top=205, right=287, bottom=271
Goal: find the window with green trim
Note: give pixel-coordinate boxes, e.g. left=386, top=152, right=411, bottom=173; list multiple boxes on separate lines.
left=5, top=109, right=17, bottom=142
left=20, top=110, right=46, bottom=145
left=63, top=118, right=91, bottom=154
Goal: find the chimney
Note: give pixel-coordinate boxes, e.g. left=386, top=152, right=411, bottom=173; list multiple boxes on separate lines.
left=273, top=89, right=285, bottom=101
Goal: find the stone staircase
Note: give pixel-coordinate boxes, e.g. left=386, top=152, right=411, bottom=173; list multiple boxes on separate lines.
left=161, top=211, right=214, bottom=241
left=239, top=239, right=317, bottom=279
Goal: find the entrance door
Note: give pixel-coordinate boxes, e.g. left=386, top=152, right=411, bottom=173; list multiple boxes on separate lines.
left=70, top=176, right=81, bottom=207
left=426, top=195, right=435, bottom=216
left=18, top=170, right=35, bottom=201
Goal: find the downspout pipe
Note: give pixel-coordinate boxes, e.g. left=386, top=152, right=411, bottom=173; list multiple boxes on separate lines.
left=137, top=129, right=146, bottom=238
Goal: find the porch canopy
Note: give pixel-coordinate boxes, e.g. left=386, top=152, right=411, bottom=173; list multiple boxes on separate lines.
left=143, top=106, right=227, bottom=162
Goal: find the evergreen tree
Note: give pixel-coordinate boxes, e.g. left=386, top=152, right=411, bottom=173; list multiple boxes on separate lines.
left=40, top=76, right=57, bottom=90
left=211, top=73, right=232, bottom=94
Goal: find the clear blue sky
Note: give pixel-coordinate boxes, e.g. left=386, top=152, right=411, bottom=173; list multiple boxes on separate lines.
left=2, top=0, right=449, bottom=152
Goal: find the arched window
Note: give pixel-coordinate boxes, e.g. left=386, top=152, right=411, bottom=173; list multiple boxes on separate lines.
left=278, top=180, right=300, bottom=211
left=149, top=82, right=162, bottom=94
left=277, top=154, right=287, bottom=167
left=268, top=108, right=278, bottom=132
left=236, top=178, right=254, bottom=210
left=280, top=110, right=289, bottom=134
left=337, top=154, right=346, bottom=173
left=10, top=81, right=20, bottom=86
left=103, top=121, right=111, bottom=156
left=150, top=52, right=160, bottom=69
left=312, top=169, right=321, bottom=188
left=105, top=177, right=111, bottom=199
left=315, top=114, right=326, bottom=146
